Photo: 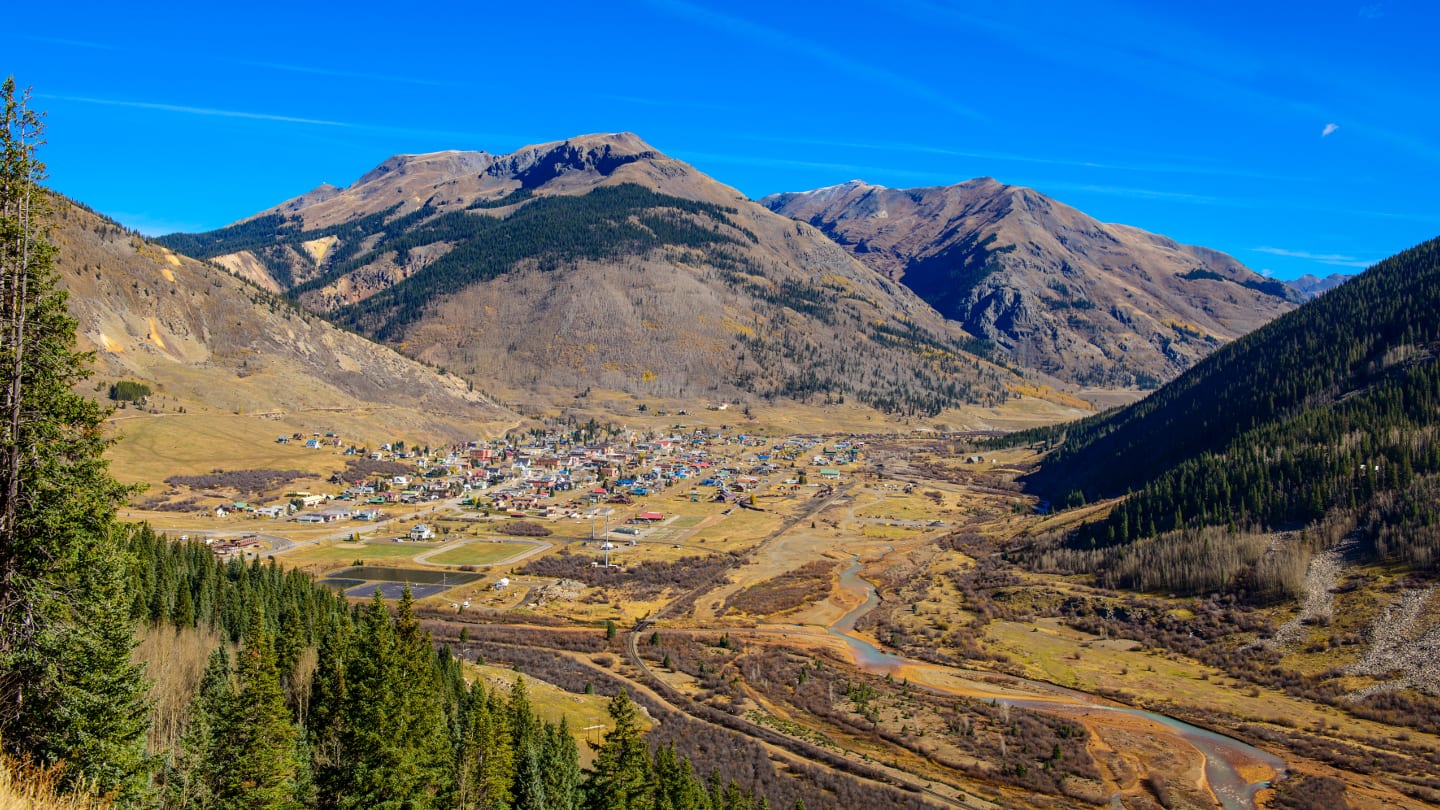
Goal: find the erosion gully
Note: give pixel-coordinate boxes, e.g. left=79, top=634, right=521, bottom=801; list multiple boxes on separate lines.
left=829, top=559, right=1285, bottom=810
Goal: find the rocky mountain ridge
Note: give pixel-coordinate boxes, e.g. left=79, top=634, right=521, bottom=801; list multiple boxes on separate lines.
left=1285, top=272, right=1351, bottom=300
left=159, top=135, right=1023, bottom=416
left=763, top=179, right=1301, bottom=388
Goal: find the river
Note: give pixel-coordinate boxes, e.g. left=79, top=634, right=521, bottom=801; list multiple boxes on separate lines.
left=829, top=559, right=1285, bottom=810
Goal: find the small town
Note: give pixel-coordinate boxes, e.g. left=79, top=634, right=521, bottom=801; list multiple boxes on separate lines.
left=135, top=419, right=873, bottom=615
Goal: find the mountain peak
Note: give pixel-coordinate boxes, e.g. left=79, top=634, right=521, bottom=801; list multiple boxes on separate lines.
left=486, top=133, right=668, bottom=190
left=350, top=150, right=495, bottom=190
left=271, top=183, right=344, bottom=216
left=559, top=131, right=656, bottom=152
left=159, top=141, right=1026, bottom=416
left=765, top=179, right=1299, bottom=387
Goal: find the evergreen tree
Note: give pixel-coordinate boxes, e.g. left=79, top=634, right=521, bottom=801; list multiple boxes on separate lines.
left=0, top=77, right=147, bottom=803
left=331, top=592, right=402, bottom=809
left=43, top=539, right=153, bottom=805
left=172, top=582, right=196, bottom=628
left=307, top=616, right=350, bottom=804
left=390, top=587, right=455, bottom=805
left=508, top=675, right=538, bottom=749
left=513, top=735, right=549, bottom=810
left=585, top=690, right=652, bottom=810
left=210, top=616, right=303, bottom=810
left=329, top=589, right=454, bottom=809
left=651, top=743, right=706, bottom=810
left=543, top=718, right=583, bottom=810
left=457, top=679, right=513, bottom=810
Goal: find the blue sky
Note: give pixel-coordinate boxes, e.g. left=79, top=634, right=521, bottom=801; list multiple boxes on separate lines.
left=9, top=0, right=1438, bottom=279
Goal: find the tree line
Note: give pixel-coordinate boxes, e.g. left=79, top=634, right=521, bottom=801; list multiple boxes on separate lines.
left=1011, top=233, right=1440, bottom=595
left=326, top=184, right=750, bottom=340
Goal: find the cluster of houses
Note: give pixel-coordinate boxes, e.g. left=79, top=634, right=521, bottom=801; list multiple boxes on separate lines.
left=204, top=534, right=264, bottom=559
left=217, top=426, right=864, bottom=528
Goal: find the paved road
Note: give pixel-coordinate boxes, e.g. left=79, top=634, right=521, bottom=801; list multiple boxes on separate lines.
left=148, top=493, right=476, bottom=559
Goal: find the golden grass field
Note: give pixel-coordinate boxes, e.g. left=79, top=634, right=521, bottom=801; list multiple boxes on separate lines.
left=427, top=542, right=535, bottom=566
left=106, top=412, right=346, bottom=487
left=282, top=542, right=440, bottom=565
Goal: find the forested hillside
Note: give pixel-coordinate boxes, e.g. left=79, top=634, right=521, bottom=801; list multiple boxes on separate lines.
left=1019, top=236, right=1440, bottom=594
left=320, top=184, right=753, bottom=340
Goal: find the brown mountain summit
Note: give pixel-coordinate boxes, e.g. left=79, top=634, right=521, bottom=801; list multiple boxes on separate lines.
left=160, top=135, right=1026, bottom=416
left=763, top=179, right=1300, bottom=388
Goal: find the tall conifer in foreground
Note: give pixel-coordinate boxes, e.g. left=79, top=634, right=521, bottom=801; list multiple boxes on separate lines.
left=585, top=690, right=652, bottom=810
left=210, top=616, right=304, bottom=809
left=0, top=76, right=149, bottom=804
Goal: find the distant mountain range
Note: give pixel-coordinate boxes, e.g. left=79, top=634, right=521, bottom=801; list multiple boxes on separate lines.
left=149, top=133, right=1314, bottom=412
left=763, top=179, right=1301, bottom=388
left=51, top=199, right=514, bottom=439
left=158, top=134, right=1024, bottom=416
left=1285, top=272, right=1352, bottom=300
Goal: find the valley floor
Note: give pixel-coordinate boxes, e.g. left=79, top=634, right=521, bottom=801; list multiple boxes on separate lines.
left=131, top=435, right=1440, bottom=809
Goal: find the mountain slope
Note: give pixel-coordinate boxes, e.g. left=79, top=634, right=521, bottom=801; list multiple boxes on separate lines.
left=1022, top=235, right=1440, bottom=581
left=50, top=198, right=514, bottom=439
left=763, top=179, right=1300, bottom=388
left=160, top=135, right=1026, bottom=416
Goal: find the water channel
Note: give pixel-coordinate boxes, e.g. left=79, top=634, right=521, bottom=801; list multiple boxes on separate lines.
left=829, top=559, right=1286, bottom=810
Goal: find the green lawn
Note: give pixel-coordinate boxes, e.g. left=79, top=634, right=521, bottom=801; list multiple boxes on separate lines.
left=428, top=542, right=534, bottom=566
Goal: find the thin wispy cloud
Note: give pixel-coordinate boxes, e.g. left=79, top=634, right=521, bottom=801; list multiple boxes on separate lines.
left=1322, top=123, right=1340, bottom=137
left=37, top=94, right=516, bottom=146
left=644, top=0, right=985, bottom=121
left=27, top=34, right=453, bottom=89
left=229, top=59, right=462, bottom=89
left=1028, top=181, right=1223, bottom=205
left=727, top=132, right=1303, bottom=182
left=40, top=94, right=352, bottom=127
left=25, top=35, right=117, bottom=51
left=1252, top=246, right=1374, bottom=268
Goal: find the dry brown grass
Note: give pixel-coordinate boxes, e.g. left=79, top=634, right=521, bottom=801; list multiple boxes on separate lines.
left=105, top=413, right=353, bottom=488
left=722, top=559, right=835, bottom=618
left=0, top=750, right=110, bottom=810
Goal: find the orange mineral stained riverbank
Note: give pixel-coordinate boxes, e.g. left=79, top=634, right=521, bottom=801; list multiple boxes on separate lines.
left=749, top=558, right=1286, bottom=810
